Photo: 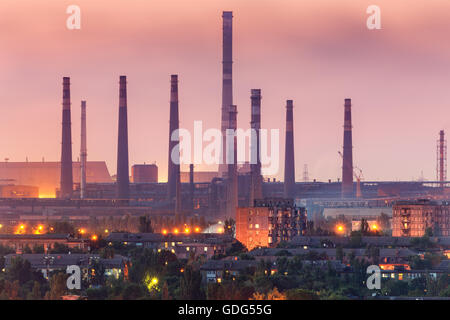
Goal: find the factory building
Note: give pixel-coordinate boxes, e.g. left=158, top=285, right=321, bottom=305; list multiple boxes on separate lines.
left=393, top=200, right=450, bottom=237
left=132, top=164, right=158, bottom=183
left=0, top=185, right=39, bottom=198
left=0, top=161, right=112, bottom=198
left=180, top=171, right=217, bottom=183
left=236, top=198, right=307, bottom=250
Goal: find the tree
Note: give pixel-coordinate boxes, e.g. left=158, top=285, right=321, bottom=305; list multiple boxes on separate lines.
left=360, top=218, right=370, bottom=235
left=224, top=218, right=235, bottom=236
left=377, top=212, right=391, bottom=231
left=138, top=215, right=153, bottom=233
left=5, top=257, right=44, bottom=285
left=161, top=281, right=172, bottom=300
left=251, top=287, right=286, bottom=300
left=45, top=272, right=68, bottom=300
left=285, top=288, right=319, bottom=300
left=27, top=281, right=42, bottom=300
left=50, top=221, right=75, bottom=234
left=179, top=265, right=204, bottom=299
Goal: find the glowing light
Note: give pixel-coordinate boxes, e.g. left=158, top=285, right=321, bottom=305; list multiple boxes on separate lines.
left=91, top=235, right=98, bottom=241
left=184, top=228, right=190, bottom=234
left=194, top=227, right=200, bottom=233
left=78, top=228, right=86, bottom=235
left=33, top=225, right=44, bottom=234
left=173, top=228, right=179, bottom=234
left=104, top=229, right=109, bottom=233
left=0, top=224, right=3, bottom=229
left=336, top=225, right=345, bottom=234
left=162, top=229, right=168, bottom=235
left=371, top=224, right=378, bottom=231
left=144, top=275, right=159, bottom=292
left=38, top=194, right=56, bottom=199
left=217, top=227, right=224, bottom=233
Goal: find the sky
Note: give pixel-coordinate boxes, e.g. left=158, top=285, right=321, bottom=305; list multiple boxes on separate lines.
left=1, top=0, right=450, bottom=182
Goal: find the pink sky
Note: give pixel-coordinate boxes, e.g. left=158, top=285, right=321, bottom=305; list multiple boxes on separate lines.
left=1, top=0, right=450, bottom=182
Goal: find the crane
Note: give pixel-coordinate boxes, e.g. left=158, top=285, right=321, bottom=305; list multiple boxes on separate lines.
left=338, top=151, right=363, bottom=198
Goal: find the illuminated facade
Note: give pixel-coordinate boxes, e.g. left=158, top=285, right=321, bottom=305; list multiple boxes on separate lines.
left=393, top=200, right=450, bottom=237
left=236, top=198, right=307, bottom=250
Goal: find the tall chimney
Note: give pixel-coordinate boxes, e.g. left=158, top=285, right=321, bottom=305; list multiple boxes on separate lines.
left=60, top=77, right=73, bottom=199
left=226, top=105, right=238, bottom=218
left=116, top=76, right=129, bottom=199
left=168, top=75, right=181, bottom=214
left=249, top=89, right=263, bottom=205
left=189, top=163, right=195, bottom=211
left=437, top=130, right=447, bottom=188
left=80, top=100, right=87, bottom=199
left=341, top=98, right=354, bottom=198
left=284, top=100, right=295, bottom=199
left=219, top=11, right=234, bottom=178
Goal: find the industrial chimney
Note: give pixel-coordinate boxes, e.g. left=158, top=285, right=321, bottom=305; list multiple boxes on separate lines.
left=189, top=163, right=195, bottom=211
left=437, top=130, right=447, bottom=189
left=168, top=75, right=181, bottom=214
left=60, top=77, right=73, bottom=199
left=116, top=76, right=130, bottom=199
left=80, top=100, right=87, bottom=199
left=249, top=89, right=263, bottom=205
left=226, top=105, right=238, bottom=218
left=341, top=98, right=354, bottom=198
left=284, top=100, right=295, bottom=199
left=219, top=11, right=234, bottom=178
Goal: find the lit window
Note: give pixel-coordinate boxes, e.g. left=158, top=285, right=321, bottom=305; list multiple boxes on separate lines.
left=255, top=224, right=259, bottom=229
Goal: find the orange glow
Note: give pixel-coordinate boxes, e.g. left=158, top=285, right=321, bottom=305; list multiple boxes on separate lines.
left=162, top=229, right=168, bottom=235
left=15, top=224, right=26, bottom=234
left=173, top=228, right=179, bottom=234
left=91, top=235, right=98, bottom=241
left=38, top=193, right=56, bottom=199
left=336, top=224, right=345, bottom=234
left=379, top=264, right=411, bottom=271
left=194, top=227, right=200, bottom=233
left=104, top=229, right=109, bottom=233
left=33, top=225, right=44, bottom=234
left=217, top=227, right=224, bottom=233
left=371, top=224, right=378, bottom=231
left=184, top=228, right=190, bottom=234
left=78, top=228, right=86, bottom=235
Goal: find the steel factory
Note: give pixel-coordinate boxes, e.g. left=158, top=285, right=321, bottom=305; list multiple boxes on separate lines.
left=0, top=11, right=449, bottom=244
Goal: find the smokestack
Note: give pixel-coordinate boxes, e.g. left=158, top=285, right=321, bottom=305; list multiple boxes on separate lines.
left=437, top=130, right=447, bottom=188
left=168, top=75, right=181, bottom=214
left=342, top=98, right=354, bottom=198
left=60, top=77, right=73, bottom=199
left=80, top=100, right=87, bottom=199
left=226, top=105, right=238, bottom=218
left=189, top=164, right=194, bottom=211
left=219, top=11, right=233, bottom=177
left=116, top=76, right=129, bottom=199
left=284, top=100, right=295, bottom=199
left=250, top=89, right=263, bottom=205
